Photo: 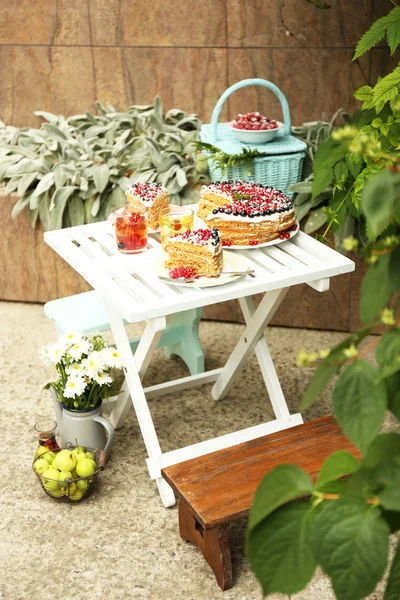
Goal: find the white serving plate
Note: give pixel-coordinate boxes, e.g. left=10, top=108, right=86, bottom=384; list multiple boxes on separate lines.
left=153, top=250, right=250, bottom=288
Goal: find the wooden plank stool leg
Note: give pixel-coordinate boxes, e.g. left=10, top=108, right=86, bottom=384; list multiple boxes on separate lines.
left=179, top=500, right=232, bottom=590
left=162, top=416, right=361, bottom=591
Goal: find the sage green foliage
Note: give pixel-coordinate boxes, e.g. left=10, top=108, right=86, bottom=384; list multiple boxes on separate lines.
left=0, top=97, right=209, bottom=230
left=247, top=9, right=400, bottom=599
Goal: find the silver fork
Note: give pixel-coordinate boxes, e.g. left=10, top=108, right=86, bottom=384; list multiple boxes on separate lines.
left=159, top=269, right=255, bottom=284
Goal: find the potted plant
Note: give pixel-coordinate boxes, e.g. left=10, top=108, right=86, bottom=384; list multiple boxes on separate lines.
left=41, top=331, right=123, bottom=454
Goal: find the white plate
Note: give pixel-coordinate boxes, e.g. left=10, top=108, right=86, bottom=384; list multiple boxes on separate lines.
left=153, top=250, right=250, bottom=288
left=226, top=220, right=300, bottom=250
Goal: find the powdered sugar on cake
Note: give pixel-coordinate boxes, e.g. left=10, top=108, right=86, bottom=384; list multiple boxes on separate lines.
left=168, top=228, right=221, bottom=256
left=127, top=182, right=166, bottom=207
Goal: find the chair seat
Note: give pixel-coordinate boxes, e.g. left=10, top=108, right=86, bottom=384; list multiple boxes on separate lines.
left=44, top=290, right=118, bottom=334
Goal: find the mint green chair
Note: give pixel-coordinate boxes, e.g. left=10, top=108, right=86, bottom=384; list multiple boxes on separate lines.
left=44, top=290, right=204, bottom=376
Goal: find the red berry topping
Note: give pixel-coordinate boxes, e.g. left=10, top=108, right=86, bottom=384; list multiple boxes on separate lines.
left=285, top=232, right=290, bottom=239
left=232, top=112, right=279, bottom=131
left=249, top=240, right=258, bottom=246
left=222, top=240, right=232, bottom=247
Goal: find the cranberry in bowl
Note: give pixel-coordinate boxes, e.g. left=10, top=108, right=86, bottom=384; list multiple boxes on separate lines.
left=230, top=111, right=284, bottom=144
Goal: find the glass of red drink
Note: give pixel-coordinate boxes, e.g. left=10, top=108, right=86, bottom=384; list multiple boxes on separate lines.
left=113, top=204, right=148, bottom=254
left=34, top=418, right=60, bottom=451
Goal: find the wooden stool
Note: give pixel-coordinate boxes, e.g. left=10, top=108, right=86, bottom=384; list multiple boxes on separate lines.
left=44, top=290, right=205, bottom=376
left=162, top=416, right=360, bottom=590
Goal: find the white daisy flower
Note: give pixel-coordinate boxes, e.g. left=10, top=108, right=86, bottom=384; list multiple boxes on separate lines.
left=93, top=371, right=113, bottom=386
left=60, top=331, right=83, bottom=346
left=46, top=342, right=67, bottom=365
left=63, top=376, right=87, bottom=399
left=69, top=339, right=93, bottom=360
left=81, top=351, right=106, bottom=378
left=66, top=362, right=85, bottom=376
left=101, top=347, right=123, bottom=369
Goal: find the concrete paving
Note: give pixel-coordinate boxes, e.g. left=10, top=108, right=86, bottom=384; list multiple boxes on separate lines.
left=0, top=301, right=395, bottom=600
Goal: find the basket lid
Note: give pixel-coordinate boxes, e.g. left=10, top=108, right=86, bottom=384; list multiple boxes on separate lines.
left=200, top=122, right=307, bottom=156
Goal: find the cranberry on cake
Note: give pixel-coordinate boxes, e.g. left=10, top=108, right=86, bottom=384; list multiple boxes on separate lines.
left=197, top=181, right=296, bottom=246
left=164, top=228, right=223, bottom=278
left=126, top=182, right=169, bottom=230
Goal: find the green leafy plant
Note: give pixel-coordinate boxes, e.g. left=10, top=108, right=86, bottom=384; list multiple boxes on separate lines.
left=0, top=97, right=209, bottom=230
left=302, top=4, right=400, bottom=253
left=247, top=9, right=400, bottom=600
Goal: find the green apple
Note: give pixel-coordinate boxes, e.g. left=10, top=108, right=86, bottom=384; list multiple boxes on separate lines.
left=67, top=482, right=77, bottom=495
left=48, top=487, right=64, bottom=498
left=72, top=446, right=85, bottom=454
left=70, top=468, right=78, bottom=479
left=76, top=479, right=89, bottom=491
left=53, top=450, right=76, bottom=472
left=42, top=451, right=56, bottom=465
left=34, top=445, right=48, bottom=459
left=58, top=471, right=73, bottom=489
left=76, top=458, right=97, bottom=477
left=85, top=452, right=95, bottom=461
left=34, top=458, right=50, bottom=475
left=69, top=488, right=84, bottom=501
left=73, top=450, right=87, bottom=463
left=41, top=468, right=60, bottom=492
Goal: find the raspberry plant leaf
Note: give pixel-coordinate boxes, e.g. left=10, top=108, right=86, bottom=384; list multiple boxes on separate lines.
left=370, top=457, right=400, bottom=511
left=315, top=450, right=360, bottom=489
left=360, top=250, right=400, bottom=324
left=363, top=433, right=400, bottom=469
left=247, top=502, right=318, bottom=596
left=314, top=496, right=390, bottom=600
left=301, top=325, right=373, bottom=410
left=361, top=169, right=396, bottom=239
left=333, top=361, right=387, bottom=455
left=248, top=464, right=313, bottom=531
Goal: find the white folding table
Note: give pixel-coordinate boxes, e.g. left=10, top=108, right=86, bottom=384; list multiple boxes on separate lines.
left=44, top=210, right=354, bottom=507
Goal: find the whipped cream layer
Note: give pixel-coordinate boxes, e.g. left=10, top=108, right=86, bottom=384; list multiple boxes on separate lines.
left=126, top=182, right=166, bottom=207
left=168, top=228, right=221, bottom=256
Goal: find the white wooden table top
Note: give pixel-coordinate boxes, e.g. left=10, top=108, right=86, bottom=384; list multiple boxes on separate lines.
left=44, top=204, right=355, bottom=324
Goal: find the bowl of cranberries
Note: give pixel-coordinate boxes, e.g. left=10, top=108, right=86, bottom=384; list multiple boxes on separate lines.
left=230, top=112, right=283, bottom=144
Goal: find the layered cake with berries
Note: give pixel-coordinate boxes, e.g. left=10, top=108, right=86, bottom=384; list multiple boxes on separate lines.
left=197, top=181, right=296, bottom=246
left=164, top=228, right=223, bottom=278
left=126, top=182, right=169, bottom=230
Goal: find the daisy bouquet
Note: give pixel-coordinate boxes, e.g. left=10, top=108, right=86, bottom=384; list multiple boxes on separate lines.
left=41, top=332, right=123, bottom=410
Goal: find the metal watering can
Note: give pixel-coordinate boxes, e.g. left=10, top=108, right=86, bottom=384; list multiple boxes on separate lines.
left=51, top=389, right=114, bottom=454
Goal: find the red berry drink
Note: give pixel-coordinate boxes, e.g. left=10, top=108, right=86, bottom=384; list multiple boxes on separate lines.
left=34, top=419, right=60, bottom=451
left=113, top=204, right=148, bottom=254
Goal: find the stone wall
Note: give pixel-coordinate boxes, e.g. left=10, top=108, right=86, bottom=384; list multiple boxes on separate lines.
left=0, top=0, right=391, bottom=128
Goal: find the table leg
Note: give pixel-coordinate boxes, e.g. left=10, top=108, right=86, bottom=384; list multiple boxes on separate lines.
left=238, top=295, right=290, bottom=420
left=109, top=316, right=166, bottom=430
left=105, top=303, right=175, bottom=507
left=212, top=288, right=288, bottom=402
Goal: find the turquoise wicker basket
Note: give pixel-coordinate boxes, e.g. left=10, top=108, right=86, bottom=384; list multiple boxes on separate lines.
left=200, top=78, right=307, bottom=196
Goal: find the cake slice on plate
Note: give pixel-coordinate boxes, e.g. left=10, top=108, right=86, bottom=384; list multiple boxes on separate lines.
left=164, top=228, right=223, bottom=278
left=126, top=182, right=169, bottom=230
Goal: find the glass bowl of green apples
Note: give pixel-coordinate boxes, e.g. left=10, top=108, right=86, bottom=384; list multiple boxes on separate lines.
left=32, top=445, right=106, bottom=502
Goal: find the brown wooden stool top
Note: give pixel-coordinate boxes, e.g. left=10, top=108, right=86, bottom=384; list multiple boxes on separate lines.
left=162, top=416, right=360, bottom=530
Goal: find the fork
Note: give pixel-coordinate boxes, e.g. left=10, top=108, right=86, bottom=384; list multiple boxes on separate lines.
left=159, top=269, right=255, bottom=284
